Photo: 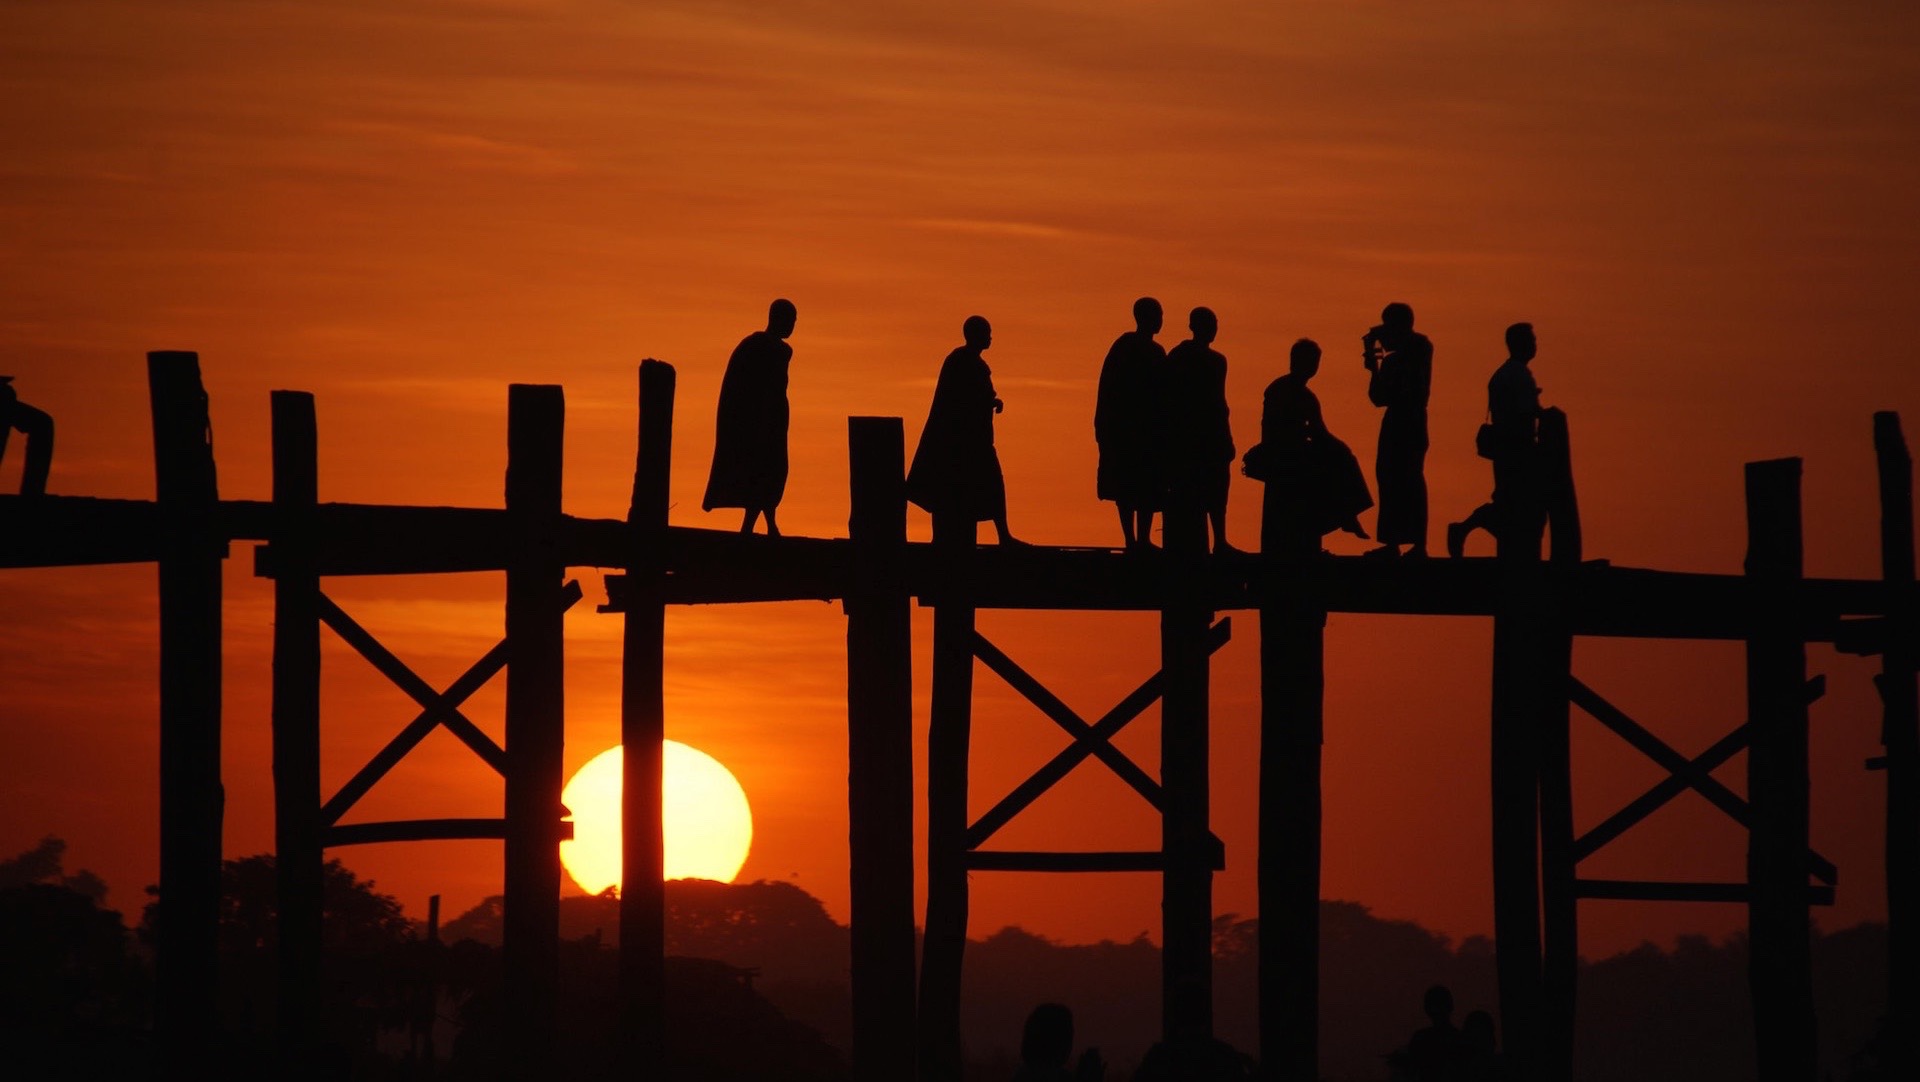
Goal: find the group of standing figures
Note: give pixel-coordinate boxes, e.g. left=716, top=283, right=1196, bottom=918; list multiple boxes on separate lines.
left=702, top=297, right=1556, bottom=558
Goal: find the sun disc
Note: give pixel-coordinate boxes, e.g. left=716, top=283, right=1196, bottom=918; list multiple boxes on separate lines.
left=560, top=741, right=753, bottom=895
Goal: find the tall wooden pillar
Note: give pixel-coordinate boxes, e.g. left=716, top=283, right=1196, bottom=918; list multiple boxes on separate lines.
left=846, top=417, right=917, bottom=1081
left=1490, top=458, right=1546, bottom=1078
left=149, top=351, right=225, bottom=1070
left=1257, top=543, right=1323, bottom=1080
left=620, top=360, right=673, bottom=1072
left=1161, top=503, right=1214, bottom=1047
left=503, top=384, right=566, bottom=1077
left=1537, top=408, right=1581, bottom=1082
left=269, top=390, right=322, bottom=1060
left=919, top=512, right=976, bottom=1082
left=1872, top=413, right=1919, bottom=1070
left=1744, top=457, right=1816, bottom=1082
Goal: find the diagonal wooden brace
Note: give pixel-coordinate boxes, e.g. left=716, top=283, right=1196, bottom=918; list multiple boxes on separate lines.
left=1570, top=678, right=1836, bottom=884
left=317, top=580, right=582, bottom=825
left=966, top=619, right=1231, bottom=849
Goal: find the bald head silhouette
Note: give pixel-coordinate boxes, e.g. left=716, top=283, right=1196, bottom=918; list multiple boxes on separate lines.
left=1133, top=297, right=1164, bottom=336
left=768, top=298, right=797, bottom=338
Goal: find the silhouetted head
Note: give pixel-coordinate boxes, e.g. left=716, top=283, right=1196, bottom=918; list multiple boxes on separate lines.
left=1020, top=1002, right=1074, bottom=1068
left=1381, top=302, right=1415, bottom=332
left=1423, top=984, right=1454, bottom=1025
left=1188, top=307, right=1217, bottom=346
left=1505, top=322, right=1536, bottom=363
left=767, top=298, right=797, bottom=339
left=963, top=315, right=992, bottom=350
left=1289, top=338, right=1321, bottom=380
left=1463, top=1010, right=1496, bottom=1055
left=1134, top=296, right=1164, bottom=336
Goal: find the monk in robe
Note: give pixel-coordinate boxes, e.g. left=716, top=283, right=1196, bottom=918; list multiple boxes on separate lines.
left=702, top=299, right=796, bottom=535
left=0, top=376, right=54, bottom=497
left=1243, top=339, right=1371, bottom=558
left=1164, top=306, right=1237, bottom=554
left=1448, top=322, right=1546, bottom=558
left=1363, top=301, right=1433, bottom=558
left=1095, top=296, right=1167, bottom=549
left=906, top=315, right=1024, bottom=545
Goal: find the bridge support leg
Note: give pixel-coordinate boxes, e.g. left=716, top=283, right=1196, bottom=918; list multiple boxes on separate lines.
left=919, top=513, right=975, bottom=1082
left=620, top=360, right=673, bottom=1074
left=1745, top=458, right=1816, bottom=1082
left=1162, top=505, right=1214, bottom=1049
left=1874, top=413, right=1919, bottom=1076
left=270, top=390, right=323, bottom=1063
left=150, top=351, right=225, bottom=1071
left=1538, top=408, right=1581, bottom=1082
left=1258, top=593, right=1322, bottom=1082
left=504, top=384, right=566, bottom=1078
left=847, top=418, right=917, bottom=1082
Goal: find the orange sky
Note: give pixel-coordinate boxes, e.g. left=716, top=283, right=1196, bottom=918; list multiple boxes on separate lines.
left=2, top=1, right=1918, bottom=959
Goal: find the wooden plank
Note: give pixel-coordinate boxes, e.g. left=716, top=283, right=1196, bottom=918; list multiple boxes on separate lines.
left=1160, top=504, right=1214, bottom=1048
left=148, top=351, right=225, bottom=1072
left=965, top=620, right=1230, bottom=850
left=918, top=513, right=975, bottom=1082
left=315, top=593, right=509, bottom=774
left=620, top=359, right=672, bottom=1075
left=269, top=390, right=322, bottom=1061
left=1745, top=458, right=1817, bottom=1082
left=845, top=417, right=916, bottom=1082
left=1873, top=412, right=1920, bottom=1046
left=1575, top=879, right=1835, bottom=906
left=503, top=383, right=566, bottom=1078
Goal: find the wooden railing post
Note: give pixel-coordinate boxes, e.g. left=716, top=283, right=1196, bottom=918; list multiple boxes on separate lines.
left=504, top=383, right=566, bottom=1077
left=1161, top=502, right=1214, bottom=1050
left=847, top=417, right=916, bottom=1081
left=269, top=390, right=322, bottom=1062
left=148, top=351, right=225, bottom=1071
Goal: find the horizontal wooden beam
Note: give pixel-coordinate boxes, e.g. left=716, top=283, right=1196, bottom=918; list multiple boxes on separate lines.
left=965, top=847, right=1226, bottom=873
left=1574, top=879, right=1834, bottom=906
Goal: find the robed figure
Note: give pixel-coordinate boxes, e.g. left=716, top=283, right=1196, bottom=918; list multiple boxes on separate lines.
left=1095, top=296, right=1166, bottom=548
left=1242, top=339, right=1371, bottom=558
left=1363, top=302, right=1433, bottom=557
left=703, top=299, right=797, bottom=535
left=907, top=315, right=1023, bottom=545
left=1448, top=322, right=1546, bottom=558
left=1164, top=306, right=1237, bottom=553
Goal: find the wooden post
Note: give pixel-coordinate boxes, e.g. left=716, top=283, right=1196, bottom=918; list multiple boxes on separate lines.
left=1489, top=446, right=1547, bottom=1078
left=1745, top=457, right=1816, bottom=1082
left=1873, top=413, right=1919, bottom=1068
left=1161, top=501, right=1213, bottom=1048
left=620, top=360, right=673, bottom=1072
left=847, top=417, right=917, bottom=1081
left=270, top=390, right=322, bottom=1061
left=1257, top=484, right=1323, bottom=1081
left=1537, top=408, right=1580, bottom=1082
left=148, top=351, right=224, bottom=1070
left=504, top=383, right=565, bottom=1077
left=919, top=512, right=976, bottom=1082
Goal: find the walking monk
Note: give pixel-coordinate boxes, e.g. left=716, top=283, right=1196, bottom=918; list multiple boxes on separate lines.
left=1362, top=302, right=1432, bottom=557
left=1095, top=296, right=1166, bottom=549
left=703, top=299, right=797, bottom=535
left=907, top=315, right=1025, bottom=546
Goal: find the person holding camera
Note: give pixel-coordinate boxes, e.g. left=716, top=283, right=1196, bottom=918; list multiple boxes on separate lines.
left=1362, top=302, right=1433, bottom=558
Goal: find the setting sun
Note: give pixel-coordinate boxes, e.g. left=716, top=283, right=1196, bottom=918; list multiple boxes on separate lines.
left=560, top=741, right=754, bottom=893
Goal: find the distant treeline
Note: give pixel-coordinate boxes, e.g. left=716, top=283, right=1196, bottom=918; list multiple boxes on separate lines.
left=0, top=837, right=1891, bottom=1080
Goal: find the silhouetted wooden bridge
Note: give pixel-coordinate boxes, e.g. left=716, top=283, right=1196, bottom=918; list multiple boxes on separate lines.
left=1, top=352, right=1914, bottom=1082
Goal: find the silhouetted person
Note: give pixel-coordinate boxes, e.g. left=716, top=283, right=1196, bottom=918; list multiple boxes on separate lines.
left=702, top=299, right=797, bottom=536
left=1388, top=984, right=1468, bottom=1082
left=0, top=376, right=53, bottom=497
left=1460, top=1009, right=1509, bottom=1081
left=1242, top=339, right=1370, bottom=558
left=907, top=315, right=1024, bottom=545
left=1447, top=323, right=1543, bottom=558
left=1165, top=307, right=1237, bottom=553
left=1363, top=302, right=1432, bottom=557
left=1013, top=1002, right=1104, bottom=1082
left=1096, top=297, right=1167, bottom=549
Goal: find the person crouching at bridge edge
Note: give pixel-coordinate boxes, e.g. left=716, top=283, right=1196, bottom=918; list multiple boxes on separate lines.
left=0, top=376, right=53, bottom=497
left=1362, top=301, right=1433, bottom=559
left=1165, top=306, right=1239, bottom=555
left=906, top=315, right=1026, bottom=546
left=1095, top=295, right=1167, bottom=550
left=702, top=298, right=797, bottom=536
left=1240, top=339, right=1372, bottom=559
left=1447, top=322, right=1545, bottom=559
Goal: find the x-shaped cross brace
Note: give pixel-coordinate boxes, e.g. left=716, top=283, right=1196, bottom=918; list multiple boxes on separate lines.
left=966, top=618, right=1231, bottom=850
left=1569, top=676, right=1836, bottom=885
left=317, top=579, right=583, bottom=826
